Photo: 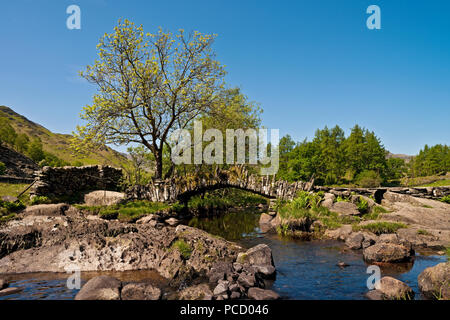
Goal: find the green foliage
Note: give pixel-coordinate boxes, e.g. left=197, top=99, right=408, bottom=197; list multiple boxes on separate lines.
left=417, top=229, right=432, bottom=236
left=276, top=125, right=389, bottom=186
left=353, top=222, right=407, bottom=235
left=0, top=117, right=17, bottom=147
left=357, top=196, right=369, bottom=214
left=410, top=144, right=449, bottom=177
left=385, top=158, right=407, bottom=180
left=440, top=195, right=450, bottom=204
left=78, top=200, right=173, bottom=222
left=355, top=170, right=382, bottom=188
left=372, top=206, right=389, bottom=214
left=171, top=239, right=192, bottom=259
left=336, top=196, right=349, bottom=202
left=74, top=19, right=226, bottom=179
left=27, top=139, right=45, bottom=162
left=0, top=161, right=6, bottom=175
left=187, top=189, right=267, bottom=213
left=0, top=199, right=25, bottom=213
left=188, top=210, right=260, bottom=241
left=30, top=196, right=52, bottom=205
left=419, top=179, right=450, bottom=187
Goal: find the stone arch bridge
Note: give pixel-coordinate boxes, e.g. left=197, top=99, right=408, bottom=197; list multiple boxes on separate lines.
left=125, top=168, right=450, bottom=204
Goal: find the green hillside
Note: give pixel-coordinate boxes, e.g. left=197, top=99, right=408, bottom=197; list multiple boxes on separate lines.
left=0, top=105, right=128, bottom=167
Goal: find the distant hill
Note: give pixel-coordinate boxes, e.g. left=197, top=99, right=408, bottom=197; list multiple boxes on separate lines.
left=0, top=105, right=128, bottom=167
left=386, top=152, right=414, bottom=163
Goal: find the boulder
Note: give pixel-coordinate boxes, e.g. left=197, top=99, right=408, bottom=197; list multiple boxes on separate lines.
left=365, top=289, right=384, bottom=300
left=0, top=278, right=8, bottom=290
left=345, top=232, right=365, bottom=250
left=361, top=232, right=378, bottom=249
left=23, top=203, right=69, bottom=216
left=363, top=243, right=413, bottom=263
left=252, top=264, right=276, bottom=279
left=75, top=276, right=122, bottom=300
left=178, top=283, right=213, bottom=300
left=121, top=282, right=162, bottom=300
left=247, top=287, right=279, bottom=300
left=321, top=198, right=334, bottom=209
left=213, top=280, right=229, bottom=296
left=237, top=272, right=256, bottom=288
left=331, top=202, right=360, bottom=216
left=0, top=287, right=22, bottom=297
left=230, top=291, right=241, bottom=299
left=259, top=213, right=274, bottom=225
left=83, top=190, right=125, bottom=206
left=375, top=276, right=414, bottom=300
left=208, top=261, right=233, bottom=284
left=236, top=244, right=274, bottom=267
left=165, top=218, right=179, bottom=226
left=269, top=214, right=281, bottom=229
left=418, top=261, right=450, bottom=300
left=136, top=214, right=157, bottom=224
left=324, top=225, right=353, bottom=241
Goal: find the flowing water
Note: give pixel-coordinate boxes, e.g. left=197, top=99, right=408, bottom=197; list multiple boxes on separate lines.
left=188, top=209, right=448, bottom=300
left=0, top=209, right=447, bottom=300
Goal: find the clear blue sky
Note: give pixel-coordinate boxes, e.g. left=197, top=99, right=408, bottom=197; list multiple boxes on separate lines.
left=1, top=0, right=449, bottom=155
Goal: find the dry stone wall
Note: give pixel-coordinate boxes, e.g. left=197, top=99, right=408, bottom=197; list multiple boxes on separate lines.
left=31, top=165, right=122, bottom=197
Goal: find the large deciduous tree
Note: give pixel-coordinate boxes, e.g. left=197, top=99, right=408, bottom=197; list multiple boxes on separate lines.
left=73, top=19, right=226, bottom=178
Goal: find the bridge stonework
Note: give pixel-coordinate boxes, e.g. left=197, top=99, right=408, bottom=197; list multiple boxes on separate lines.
left=126, top=170, right=314, bottom=203
left=125, top=169, right=450, bottom=203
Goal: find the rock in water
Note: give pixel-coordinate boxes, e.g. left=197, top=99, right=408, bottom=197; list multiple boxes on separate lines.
left=345, top=232, right=365, bottom=250
left=247, top=287, right=279, bottom=300
left=363, top=243, right=413, bottom=263
left=179, top=283, right=213, bottom=300
left=121, top=282, right=162, bottom=300
left=236, top=244, right=274, bottom=266
left=0, top=287, right=22, bottom=297
left=418, top=261, right=450, bottom=300
left=75, top=276, right=121, bottom=300
left=0, top=278, right=8, bottom=290
left=374, top=276, right=414, bottom=300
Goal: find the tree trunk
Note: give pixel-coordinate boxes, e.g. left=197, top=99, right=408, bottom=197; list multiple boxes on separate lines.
left=154, top=149, right=163, bottom=179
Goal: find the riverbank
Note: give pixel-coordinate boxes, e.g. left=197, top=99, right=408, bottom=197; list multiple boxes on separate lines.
left=0, top=188, right=448, bottom=300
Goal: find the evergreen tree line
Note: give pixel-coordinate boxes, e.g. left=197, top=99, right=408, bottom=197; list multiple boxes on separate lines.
left=277, top=125, right=449, bottom=187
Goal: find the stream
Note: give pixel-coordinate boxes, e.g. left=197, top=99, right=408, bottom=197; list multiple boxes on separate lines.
left=188, top=209, right=447, bottom=300
left=0, top=209, right=446, bottom=300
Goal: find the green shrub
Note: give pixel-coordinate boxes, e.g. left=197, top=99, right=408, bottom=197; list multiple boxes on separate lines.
left=355, top=170, right=382, bottom=188
left=372, top=206, right=389, bottom=214
left=353, top=222, right=407, bottom=235
left=357, top=196, right=369, bottom=214
left=99, top=209, right=119, bottom=220
left=0, top=161, right=6, bottom=175
left=440, top=195, right=450, bottom=204
left=417, top=229, right=432, bottom=236
left=171, top=239, right=192, bottom=259
left=30, top=196, right=51, bottom=205
left=0, top=199, right=25, bottom=212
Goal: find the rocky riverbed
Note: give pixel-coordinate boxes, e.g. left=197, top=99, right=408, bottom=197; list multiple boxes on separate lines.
left=0, top=189, right=448, bottom=300
left=0, top=202, right=278, bottom=300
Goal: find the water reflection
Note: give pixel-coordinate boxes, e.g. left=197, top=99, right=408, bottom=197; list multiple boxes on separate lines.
left=188, top=210, right=447, bottom=300
left=187, top=209, right=262, bottom=241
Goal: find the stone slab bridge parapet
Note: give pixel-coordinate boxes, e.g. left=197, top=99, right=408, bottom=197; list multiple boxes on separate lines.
left=126, top=167, right=450, bottom=204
